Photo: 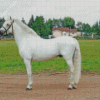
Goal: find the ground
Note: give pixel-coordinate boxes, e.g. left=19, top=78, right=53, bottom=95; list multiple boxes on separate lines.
left=0, top=71, right=100, bottom=100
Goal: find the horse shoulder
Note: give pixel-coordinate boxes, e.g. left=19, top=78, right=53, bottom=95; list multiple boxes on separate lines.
left=18, top=39, right=33, bottom=59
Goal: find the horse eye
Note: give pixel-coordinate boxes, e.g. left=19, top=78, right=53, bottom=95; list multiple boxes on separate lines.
left=7, top=24, right=10, bottom=26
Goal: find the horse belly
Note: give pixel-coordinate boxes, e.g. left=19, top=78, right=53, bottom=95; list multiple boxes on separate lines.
left=32, top=54, right=57, bottom=61
left=31, top=46, right=59, bottom=61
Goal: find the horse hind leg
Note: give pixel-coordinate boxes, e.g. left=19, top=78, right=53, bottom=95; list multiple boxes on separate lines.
left=72, top=57, right=77, bottom=89
left=64, top=57, right=75, bottom=90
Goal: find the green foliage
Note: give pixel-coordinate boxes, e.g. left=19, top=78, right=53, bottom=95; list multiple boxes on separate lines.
left=31, top=16, right=47, bottom=36
left=76, top=21, right=83, bottom=31
left=92, top=21, right=100, bottom=35
left=76, top=21, right=100, bottom=36
left=62, top=17, right=75, bottom=28
left=76, top=22, right=92, bottom=36
left=82, top=23, right=92, bottom=36
left=52, top=18, right=63, bottom=27
left=28, top=15, right=34, bottom=27
left=45, top=19, right=53, bottom=35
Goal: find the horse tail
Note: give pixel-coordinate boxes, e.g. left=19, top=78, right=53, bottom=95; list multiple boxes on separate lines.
left=73, top=39, right=81, bottom=84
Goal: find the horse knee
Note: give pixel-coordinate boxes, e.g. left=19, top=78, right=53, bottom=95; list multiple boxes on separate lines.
left=70, top=68, right=74, bottom=73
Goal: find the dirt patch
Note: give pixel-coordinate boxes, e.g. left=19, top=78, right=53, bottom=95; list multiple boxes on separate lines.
left=0, top=72, right=100, bottom=100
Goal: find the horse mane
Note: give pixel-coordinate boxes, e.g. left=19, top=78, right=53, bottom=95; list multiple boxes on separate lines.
left=14, top=19, right=39, bottom=37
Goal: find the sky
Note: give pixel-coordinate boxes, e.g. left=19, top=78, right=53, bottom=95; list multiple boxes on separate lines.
left=0, top=0, right=100, bottom=26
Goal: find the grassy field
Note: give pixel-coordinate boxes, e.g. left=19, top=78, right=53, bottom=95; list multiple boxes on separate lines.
left=0, top=40, right=100, bottom=73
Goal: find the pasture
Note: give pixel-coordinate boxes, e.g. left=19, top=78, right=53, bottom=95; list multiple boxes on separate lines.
left=0, top=39, right=100, bottom=74
left=0, top=39, right=100, bottom=100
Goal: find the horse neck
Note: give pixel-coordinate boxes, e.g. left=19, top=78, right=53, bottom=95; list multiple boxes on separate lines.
left=14, top=20, right=39, bottom=36
left=13, top=20, right=40, bottom=46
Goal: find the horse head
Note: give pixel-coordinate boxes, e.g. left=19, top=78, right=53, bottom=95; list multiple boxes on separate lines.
left=0, top=16, right=14, bottom=36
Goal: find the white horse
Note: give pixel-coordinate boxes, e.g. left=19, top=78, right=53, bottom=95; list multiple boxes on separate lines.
left=0, top=17, right=81, bottom=90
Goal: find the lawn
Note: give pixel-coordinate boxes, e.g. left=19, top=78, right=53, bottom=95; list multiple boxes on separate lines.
left=0, top=40, right=100, bottom=73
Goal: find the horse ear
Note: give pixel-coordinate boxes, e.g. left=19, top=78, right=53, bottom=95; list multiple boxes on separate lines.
left=10, top=16, right=14, bottom=22
left=7, top=16, right=13, bottom=21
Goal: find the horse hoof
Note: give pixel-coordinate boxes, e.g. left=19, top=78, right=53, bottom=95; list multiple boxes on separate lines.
left=68, top=88, right=72, bottom=90
left=73, top=86, right=77, bottom=89
left=26, top=88, right=32, bottom=90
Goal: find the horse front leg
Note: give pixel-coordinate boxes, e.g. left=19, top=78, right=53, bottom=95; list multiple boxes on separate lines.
left=24, top=59, right=33, bottom=90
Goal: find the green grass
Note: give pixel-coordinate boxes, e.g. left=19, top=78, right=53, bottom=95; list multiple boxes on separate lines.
left=79, top=40, right=100, bottom=73
left=0, top=40, right=100, bottom=73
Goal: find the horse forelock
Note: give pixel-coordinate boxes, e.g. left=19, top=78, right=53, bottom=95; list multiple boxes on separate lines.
left=14, top=19, right=39, bottom=37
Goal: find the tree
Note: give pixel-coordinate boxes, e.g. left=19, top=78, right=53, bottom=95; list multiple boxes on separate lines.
left=31, top=16, right=46, bottom=36
left=52, top=18, right=63, bottom=27
left=62, top=17, right=75, bottom=28
left=92, top=21, right=100, bottom=35
left=76, top=21, right=83, bottom=31
left=52, top=19, right=59, bottom=27
left=58, top=19, right=63, bottom=27
left=45, top=19, right=53, bottom=35
left=28, top=15, right=34, bottom=27
left=82, top=23, right=91, bottom=36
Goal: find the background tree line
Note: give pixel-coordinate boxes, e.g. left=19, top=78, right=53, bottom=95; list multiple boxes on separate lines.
left=0, top=15, right=100, bottom=36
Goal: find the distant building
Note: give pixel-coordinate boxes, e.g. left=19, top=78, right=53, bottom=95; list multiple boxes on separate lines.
left=52, top=27, right=79, bottom=37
